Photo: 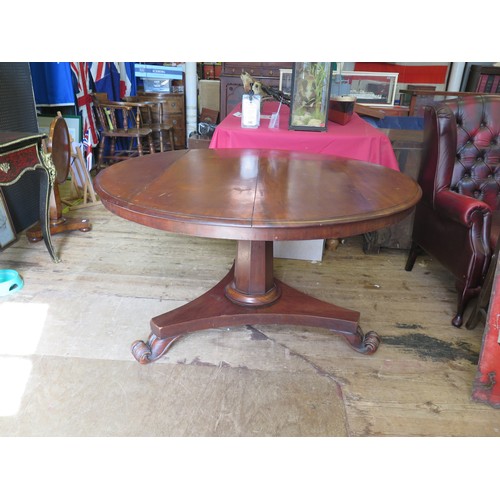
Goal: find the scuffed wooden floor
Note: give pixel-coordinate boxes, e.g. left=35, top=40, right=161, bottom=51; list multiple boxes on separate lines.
left=0, top=201, right=498, bottom=436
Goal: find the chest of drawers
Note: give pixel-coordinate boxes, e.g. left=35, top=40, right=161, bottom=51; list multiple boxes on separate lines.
left=219, top=62, right=293, bottom=120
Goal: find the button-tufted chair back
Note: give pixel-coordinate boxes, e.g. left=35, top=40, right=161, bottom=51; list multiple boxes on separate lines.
left=420, top=95, right=500, bottom=210
left=406, top=94, right=500, bottom=327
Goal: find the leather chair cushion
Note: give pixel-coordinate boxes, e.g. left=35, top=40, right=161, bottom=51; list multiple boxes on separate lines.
left=449, top=97, right=500, bottom=211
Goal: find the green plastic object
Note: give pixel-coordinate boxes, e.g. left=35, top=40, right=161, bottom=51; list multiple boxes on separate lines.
left=0, top=269, right=24, bottom=296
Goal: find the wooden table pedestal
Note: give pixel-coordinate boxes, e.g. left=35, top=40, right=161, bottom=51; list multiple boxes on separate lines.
left=131, top=240, right=379, bottom=364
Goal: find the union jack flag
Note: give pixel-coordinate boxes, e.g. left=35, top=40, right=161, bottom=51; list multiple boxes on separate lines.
left=89, top=62, right=136, bottom=101
left=82, top=128, right=94, bottom=172
left=91, top=62, right=108, bottom=83
left=70, top=62, right=98, bottom=148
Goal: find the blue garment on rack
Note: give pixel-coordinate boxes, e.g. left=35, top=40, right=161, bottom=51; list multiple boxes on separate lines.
left=30, top=62, right=75, bottom=107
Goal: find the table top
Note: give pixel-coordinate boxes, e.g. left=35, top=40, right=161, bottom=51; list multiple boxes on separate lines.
left=0, top=131, right=46, bottom=153
left=95, top=149, right=421, bottom=242
left=209, top=101, right=400, bottom=171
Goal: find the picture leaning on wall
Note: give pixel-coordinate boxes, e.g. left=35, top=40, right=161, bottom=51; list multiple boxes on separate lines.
left=0, top=189, right=17, bottom=250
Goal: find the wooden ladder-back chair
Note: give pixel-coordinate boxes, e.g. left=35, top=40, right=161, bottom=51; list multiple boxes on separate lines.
left=91, top=94, right=155, bottom=170
left=27, top=113, right=91, bottom=242
left=123, top=97, right=175, bottom=152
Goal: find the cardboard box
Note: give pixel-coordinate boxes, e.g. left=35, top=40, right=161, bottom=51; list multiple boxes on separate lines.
left=198, top=80, right=220, bottom=113
left=188, top=134, right=211, bottom=149
left=274, top=240, right=325, bottom=261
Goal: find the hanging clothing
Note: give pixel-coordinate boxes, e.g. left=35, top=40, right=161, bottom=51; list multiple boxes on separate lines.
left=30, top=62, right=75, bottom=107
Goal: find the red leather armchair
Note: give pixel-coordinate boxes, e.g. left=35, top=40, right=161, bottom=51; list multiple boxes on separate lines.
left=405, top=95, right=500, bottom=327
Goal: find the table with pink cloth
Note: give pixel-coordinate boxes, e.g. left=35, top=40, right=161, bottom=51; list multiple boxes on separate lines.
left=210, top=101, right=399, bottom=171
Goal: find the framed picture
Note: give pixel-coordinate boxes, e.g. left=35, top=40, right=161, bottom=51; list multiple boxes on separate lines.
left=289, top=62, right=333, bottom=132
left=331, top=71, right=399, bottom=106
left=0, top=189, right=17, bottom=250
left=279, top=69, right=292, bottom=94
left=38, top=114, right=83, bottom=144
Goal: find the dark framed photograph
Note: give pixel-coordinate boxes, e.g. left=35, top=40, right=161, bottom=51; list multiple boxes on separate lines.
left=289, top=62, right=333, bottom=132
left=279, top=69, right=292, bottom=95
left=0, top=189, right=17, bottom=250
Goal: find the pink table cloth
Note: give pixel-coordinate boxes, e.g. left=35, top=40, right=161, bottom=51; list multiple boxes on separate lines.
left=210, top=101, right=399, bottom=171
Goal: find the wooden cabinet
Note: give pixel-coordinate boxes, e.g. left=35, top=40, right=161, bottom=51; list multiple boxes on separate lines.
left=219, top=62, right=293, bottom=120
left=364, top=105, right=409, bottom=117
left=0, top=131, right=58, bottom=261
left=136, top=92, right=186, bottom=149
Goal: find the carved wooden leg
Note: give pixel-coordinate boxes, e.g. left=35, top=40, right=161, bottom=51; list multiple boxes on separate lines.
left=453, top=280, right=480, bottom=328
left=169, top=129, right=175, bottom=151
left=137, top=136, right=144, bottom=156
left=147, top=133, right=155, bottom=154
left=97, top=138, right=106, bottom=171
left=27, top=183, right=92, bottom=243
left=131, top=334, right=183, bottom=364
left=38, top=165, right=59, bottom=263
left=158, top=130, right=164, bottom=153
left=343, top=327, right=381, bottom=354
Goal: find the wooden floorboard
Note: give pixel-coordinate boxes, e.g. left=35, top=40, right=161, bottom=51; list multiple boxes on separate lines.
left=0, top=199, right=498, bottom=437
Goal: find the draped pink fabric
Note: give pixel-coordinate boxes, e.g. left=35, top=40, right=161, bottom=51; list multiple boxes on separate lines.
left=210, top=101, right=399, bottom=171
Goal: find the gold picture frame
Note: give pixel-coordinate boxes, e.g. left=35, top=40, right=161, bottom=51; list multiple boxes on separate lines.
left=0, top=189, right=17, bottom=250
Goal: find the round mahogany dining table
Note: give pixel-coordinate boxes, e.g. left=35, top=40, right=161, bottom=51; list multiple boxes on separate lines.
left=94, top=148, right=422, bottom=364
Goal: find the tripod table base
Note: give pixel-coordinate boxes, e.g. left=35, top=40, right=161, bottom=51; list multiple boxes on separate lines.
left=131, top=264, right=380, bottom=364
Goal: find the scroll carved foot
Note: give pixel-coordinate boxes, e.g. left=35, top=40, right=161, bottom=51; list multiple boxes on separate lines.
left=131, top=333, right=182, bottom=364
left=343, top=327, right=381, bottom=355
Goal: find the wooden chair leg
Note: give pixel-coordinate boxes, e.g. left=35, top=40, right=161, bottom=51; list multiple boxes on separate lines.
left=158, top=131, right=164, bottom=153
left=169, top=129, right=175, bottom=151
left=97, top=137, right=106, bottom=171
left=405, top=241, right=422, bottom=272
left=148, top=134, right=155, bottom=154
left=453, top=281, right=479, bottom=328
left=466, top=247, right=499, bottom=329
left=110, top=138, right=116, bottom=161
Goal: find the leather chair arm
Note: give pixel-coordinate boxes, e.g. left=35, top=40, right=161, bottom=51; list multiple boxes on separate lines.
left=434, top=190, right=491, bottom=227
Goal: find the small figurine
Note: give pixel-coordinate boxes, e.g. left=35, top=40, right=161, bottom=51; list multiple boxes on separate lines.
left=240, top=71, right=291, bottom=106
